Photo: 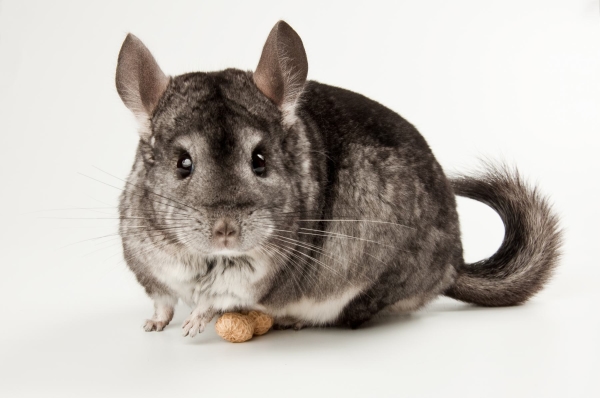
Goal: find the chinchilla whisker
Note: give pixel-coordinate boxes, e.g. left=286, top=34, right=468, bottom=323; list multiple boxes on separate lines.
left=120, top=195, right=192, bottom=216
left=270, top=237, right=352, bottom=282
left=251, top=211, right=415, bottom=230
left=250, top=219, right=412, bottom=255
left=118, top=227, right=193, bottom=237
left=258, top=244, right=305, bottom=296
left=267, top=227, right=400, bottom=251
left=299, top=226, right=397, bottom=244
left=61, top=225, right=193, bottom=249
left=268, top=240, right=368, bottom=299
left=122, top=231, right=189, bottom=262
left=270, top=234, right=381, bottom=281
left=263, top=241, right=316, bottom=287
left=23, top=207, right=120, bottom=215
left=119, top=224, right=191, bottom=229
left=78, top=172, right=192, bottom=215
left=119, top=200, right=191, bottom=217
left=41, top=216, right=193, bottom=221
left=298, top=219, right=415, bottom=230
left=174, top=229, right=198, bottom=248
left=257, top=246, right=287, bottom=286
left=59, top=233, right=123, bottom=249
left=50, top=225, right=120, bottom=229
left=40, top=217, right=123, bottom=220
left=249, top=212, right=387, bottom=223
left=82, top=239, right=126, bottom=257
left=120, top=218, right=195, bottom=229
left=84, top=195, right=118, bottom=209
left=33, top=206, right=184, bottom=214
left=92, top=167, right=204, bottom=216
left=120, top=208, right=191, bottom=216
left=100, top=252, right=127, bottom=266
left=266, top=240, right=332, bottom=288
left=277, top=240, right=373, bottom=301
left=256, top=245, right=284, bottom=275
left=180, top=232, right=200, bottom=248
left=263, top=242, right=322, bottom=294
left=52, top=205, right=191, bottom=217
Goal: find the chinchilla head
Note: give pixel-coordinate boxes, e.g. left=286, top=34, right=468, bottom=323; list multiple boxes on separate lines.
left=115, top=21, right=320, bottom=256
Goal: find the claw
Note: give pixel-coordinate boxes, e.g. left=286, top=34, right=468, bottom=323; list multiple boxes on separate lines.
left=182, top=314, right=208, bottom=337
left=144, top=319, right=168, bottom=332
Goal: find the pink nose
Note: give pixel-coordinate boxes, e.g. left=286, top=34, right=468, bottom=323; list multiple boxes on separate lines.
left=212, top=218, right=239, bottom=248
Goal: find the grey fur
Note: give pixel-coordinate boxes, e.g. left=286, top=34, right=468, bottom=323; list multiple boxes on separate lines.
left=445, top=163, right=562, bottom=306
left=115, top=21, right=562, bottom=335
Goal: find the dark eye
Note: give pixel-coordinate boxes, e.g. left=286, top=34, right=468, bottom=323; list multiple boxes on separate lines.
left=177, top=153, right=194, bottom=178
left=252, top=150, right=266, bottom=177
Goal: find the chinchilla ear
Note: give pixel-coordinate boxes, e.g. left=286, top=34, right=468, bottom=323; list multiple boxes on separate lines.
left=115, top=34, right=169, bottom=139
left=253, top=21, right=308, bottom=127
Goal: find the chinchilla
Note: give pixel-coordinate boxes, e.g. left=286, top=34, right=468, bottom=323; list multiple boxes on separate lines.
left=114, top=21, right=561, bottom=336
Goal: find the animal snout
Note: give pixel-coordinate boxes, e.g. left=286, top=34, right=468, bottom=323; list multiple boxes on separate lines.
left=212, top=218, right=239, bottom=248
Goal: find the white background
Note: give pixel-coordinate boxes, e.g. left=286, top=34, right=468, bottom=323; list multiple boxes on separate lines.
left=0, top=0, right=598, bottom=397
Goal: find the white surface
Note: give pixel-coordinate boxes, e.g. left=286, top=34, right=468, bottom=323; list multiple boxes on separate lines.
left=0, top=1, right=598, bottom=397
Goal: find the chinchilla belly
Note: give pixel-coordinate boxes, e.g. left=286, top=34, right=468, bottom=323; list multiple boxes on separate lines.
left=262, top=287, right=364, bottom=325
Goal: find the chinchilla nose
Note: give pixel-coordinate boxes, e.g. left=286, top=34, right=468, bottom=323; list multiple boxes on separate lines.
left=212, top=218, right=239, bottom=248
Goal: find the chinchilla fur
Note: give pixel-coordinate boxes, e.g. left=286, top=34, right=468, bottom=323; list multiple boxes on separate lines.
left=114, top=21, right=562, bottom=336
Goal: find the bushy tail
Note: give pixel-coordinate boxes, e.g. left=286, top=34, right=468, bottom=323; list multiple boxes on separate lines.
left=445, top=164, right=562, bottom=306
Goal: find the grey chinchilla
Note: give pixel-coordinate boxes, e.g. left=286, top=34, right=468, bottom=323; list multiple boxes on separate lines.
left=114, top=21, right=562, bottom=336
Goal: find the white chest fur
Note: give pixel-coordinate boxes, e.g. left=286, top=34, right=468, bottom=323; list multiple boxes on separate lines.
left=144, top=248, right=360, bottom=326
left=149, top=250, right=271, bottom=311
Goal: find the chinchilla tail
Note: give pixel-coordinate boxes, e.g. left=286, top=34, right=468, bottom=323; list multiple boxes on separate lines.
left=444, top=163, right=562, bottom=306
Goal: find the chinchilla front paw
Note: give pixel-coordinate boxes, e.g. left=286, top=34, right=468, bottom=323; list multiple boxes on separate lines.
left=143, top=319, right=170, bottom=332
left=182, top=310, right=215, bottom=338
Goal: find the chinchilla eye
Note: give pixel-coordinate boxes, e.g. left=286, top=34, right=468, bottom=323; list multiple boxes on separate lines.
left=177, top=153, right=193, bottom=178
left=252, top=150, right=266, bottom=177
